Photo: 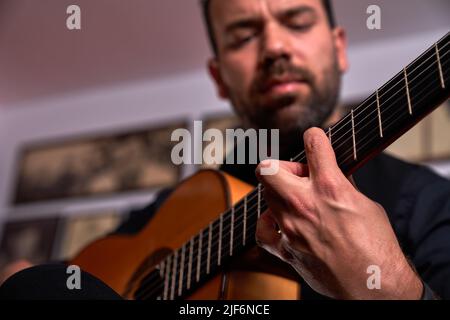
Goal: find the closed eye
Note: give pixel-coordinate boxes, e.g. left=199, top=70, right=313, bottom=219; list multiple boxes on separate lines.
left=287, top=23, right=313, bottom=32
left=227, top=29, right=259, bottom=49
left=281, top=6, right=317, bottom=33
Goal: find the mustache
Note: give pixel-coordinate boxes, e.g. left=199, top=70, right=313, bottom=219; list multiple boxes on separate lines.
left=253, top=59, right=316, bottom=93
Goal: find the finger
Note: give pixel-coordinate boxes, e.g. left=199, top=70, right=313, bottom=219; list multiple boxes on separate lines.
left=256, top=210, right=282, bottom=256
left=256, top=209, right=293, bottom=262
left=255, top=160, right=308, bottom=197
left=256, top=160, right=308, bottom=179
left=303, top=127, right=342, bottom=181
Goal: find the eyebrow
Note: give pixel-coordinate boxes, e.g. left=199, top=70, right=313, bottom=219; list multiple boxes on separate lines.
left=225, top=17, right=262, bottom=34
left=281, top=5, right=316, bottom=20
left=224, top=5, right=317, bottom=34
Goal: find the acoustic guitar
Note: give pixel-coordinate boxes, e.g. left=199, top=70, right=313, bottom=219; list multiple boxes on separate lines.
left=70, top=32, right=450, bottom=300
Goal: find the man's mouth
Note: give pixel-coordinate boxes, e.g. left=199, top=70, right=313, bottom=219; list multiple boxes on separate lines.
left=260, top=75, right=307, bottom=95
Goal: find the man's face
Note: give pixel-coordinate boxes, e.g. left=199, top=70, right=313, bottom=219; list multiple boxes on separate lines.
left=208, top=0, right=348, bottom=138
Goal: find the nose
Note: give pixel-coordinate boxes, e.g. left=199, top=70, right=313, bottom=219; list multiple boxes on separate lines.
left=259, top=22, right=291, bottom=67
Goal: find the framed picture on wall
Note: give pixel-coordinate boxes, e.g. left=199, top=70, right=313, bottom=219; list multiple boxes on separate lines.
left=386, top=101, right=450, bottom=162
left=55, top=211, right=123, bottom=261
left=0, top=217, right=60, bottom=268
left=12, top=121, right=187, bottom=204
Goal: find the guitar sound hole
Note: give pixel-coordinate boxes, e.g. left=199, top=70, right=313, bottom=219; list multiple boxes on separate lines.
left=133, top=269, right=164, bottom=300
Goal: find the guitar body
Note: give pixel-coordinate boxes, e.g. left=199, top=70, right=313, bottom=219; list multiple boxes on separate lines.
left=70, top=170, right=300, bottom=300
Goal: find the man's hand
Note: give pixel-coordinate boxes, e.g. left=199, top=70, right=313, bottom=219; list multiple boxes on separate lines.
left=255, top=127, right=423, bottom=299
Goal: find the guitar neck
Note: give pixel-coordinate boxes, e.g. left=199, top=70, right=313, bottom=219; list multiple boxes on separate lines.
left=331, top=32, right=449, bottom=176
left=148, top=32, right=450, bottom=300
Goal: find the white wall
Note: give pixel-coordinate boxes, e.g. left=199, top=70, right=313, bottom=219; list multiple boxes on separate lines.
left=0, top=28, right=448, bottom=228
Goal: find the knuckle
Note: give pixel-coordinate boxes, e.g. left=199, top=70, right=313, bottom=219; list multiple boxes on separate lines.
left=315, top=175, right=342, bottom=197
left=285, top=192, right=315, bottom=216
left=373, top=201, right=386, bottom=213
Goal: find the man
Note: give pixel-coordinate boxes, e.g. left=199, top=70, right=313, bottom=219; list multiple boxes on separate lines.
left=1, top=0, right=449, bottom=300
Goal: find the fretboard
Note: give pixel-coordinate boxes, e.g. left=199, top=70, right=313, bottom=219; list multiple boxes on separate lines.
left=137, top=31, right=449, bottom=300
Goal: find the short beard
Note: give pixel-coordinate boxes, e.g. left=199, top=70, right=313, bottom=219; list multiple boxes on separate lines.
left=230, top=55, right=342, bottom=147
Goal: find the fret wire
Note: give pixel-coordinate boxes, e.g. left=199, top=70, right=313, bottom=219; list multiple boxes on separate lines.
left=351, top=109, right=357, bottom=161
left=218, top=214, right=223, bottom=266
left=207, top=222, right=212, bottom=274
left=243, top=196, right=247, bottom=246
left=328, top=127, right=332, bottom=142
left=435, top=43, right=446, bottom=88
left=376, top=90, right=383, bottom=138
left=230, top=207, right=234, bottom=256
left=178, top=244, right=186, bottom=297
left=257, top=184, right=261, bottom=218
left=404, top=67, right=413, bottom=115
left=187, top=238, right=193, bottom=290
left=196, top=233, right=202, bottom=282
left=157, top=265, right=164, bottom=299
left=170, top=250, right=178, bottom=300
left=159, top=261, right=165, bottom=278
left=163, top=255, right=171, bottom=300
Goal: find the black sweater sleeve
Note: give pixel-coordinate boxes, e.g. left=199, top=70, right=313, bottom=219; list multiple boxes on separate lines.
left=401, top=165, right=450, bottom=299
left=354, top=153, right=450, bottom=299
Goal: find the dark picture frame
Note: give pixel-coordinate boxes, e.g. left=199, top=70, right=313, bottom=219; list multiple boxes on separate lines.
left=13, top=121, right=186, bottom=204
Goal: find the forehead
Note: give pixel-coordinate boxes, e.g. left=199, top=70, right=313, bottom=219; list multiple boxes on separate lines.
left=210, top=0, right=325, bottom=25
